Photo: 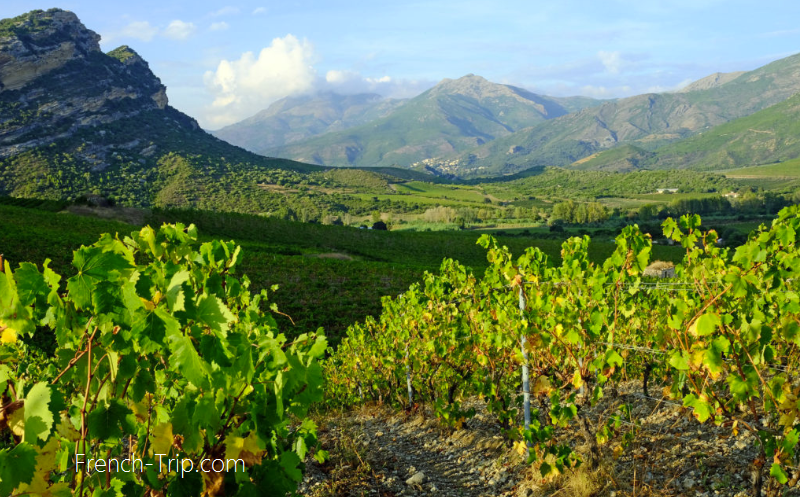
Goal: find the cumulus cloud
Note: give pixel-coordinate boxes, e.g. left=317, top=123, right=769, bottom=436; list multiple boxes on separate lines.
left=204, top=35, right=318, bottom=126
left=324, top=70, right=409, bottom=94
left=101, top=21, right=159, bottom=45
left=579, top=84, right=633, bottom=98
left=209, top=21, right=229, bottom=32
left=598, top=50, right=624, bottom=74
left=202, top=35, right=432, bottom=128
left=163, top=20, right=196, bottom=40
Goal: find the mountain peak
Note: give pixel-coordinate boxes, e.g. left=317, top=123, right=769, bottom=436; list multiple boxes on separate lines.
left=429, top=73, right=513, bottom=100
left=0, top=9, right=182, bottom=161
left=1, top=8, right=101, bottom=92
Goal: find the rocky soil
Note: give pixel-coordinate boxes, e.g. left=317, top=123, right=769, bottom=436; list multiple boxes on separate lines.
left=301, top=382, right=799, bottom=497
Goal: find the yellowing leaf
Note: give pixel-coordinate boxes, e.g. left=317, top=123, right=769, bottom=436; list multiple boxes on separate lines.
left=532, top=376, right=552, bottom=395
left=17, top=436, right=60, bottom=494
left=554, top=324, right=564, bottom=336
left=225, top=431, right=263, bottom=466
left=0, top=321, right=17, bottom=343
left=514, top=440, right=527, bottom=456
left=150, top=422, right=174, bottom=457
left=56, top=414, right=80, bottom=442
left=572, top=370, right=584, bottom=389
left=8, top=406, right=25, bottom=438
left=612, top=445, right=624, bottom=460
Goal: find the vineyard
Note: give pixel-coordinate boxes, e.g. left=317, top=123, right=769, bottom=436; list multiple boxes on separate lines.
left=325, top=206, right=800, bottom=496
left=0, top=224, right=327, bottom=495
left=1, top=207, right=799, bottom=495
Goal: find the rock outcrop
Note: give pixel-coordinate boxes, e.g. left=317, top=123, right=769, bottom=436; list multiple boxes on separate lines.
left=0, top=9, right=182, bottom=159
left=0, top=9, right=101, bottom=91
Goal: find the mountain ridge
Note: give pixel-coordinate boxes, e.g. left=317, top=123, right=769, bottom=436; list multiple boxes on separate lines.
left=211, top=92, right=407, bottom=154
left=264, top=74, right=604, bottom=168
left=440, top=52, right=800, bottom=176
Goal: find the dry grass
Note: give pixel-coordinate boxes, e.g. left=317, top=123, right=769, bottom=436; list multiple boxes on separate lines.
left=64, top=205, right=149, bottom=225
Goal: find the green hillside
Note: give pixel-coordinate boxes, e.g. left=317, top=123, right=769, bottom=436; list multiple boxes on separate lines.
left=578, top=92, right=800, bottom=173
left=211, top=92, right=407, bottom=153
left=267, top=74, right=602, bottom=168
left=447, top=53, right=800, bottom=176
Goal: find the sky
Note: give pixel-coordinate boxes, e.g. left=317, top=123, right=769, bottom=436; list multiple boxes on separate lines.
left=2, top=1, right=800, bottom=130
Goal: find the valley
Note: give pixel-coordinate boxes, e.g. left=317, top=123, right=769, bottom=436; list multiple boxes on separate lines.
left=1, top=7, right=800, bottom=497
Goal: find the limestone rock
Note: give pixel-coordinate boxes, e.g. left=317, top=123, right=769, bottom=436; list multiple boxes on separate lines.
left=405, top=471, right=426, bottom=485
left=0, top=9, right=173, bottom=161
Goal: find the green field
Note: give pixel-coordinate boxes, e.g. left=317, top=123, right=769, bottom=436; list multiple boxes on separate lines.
left=393, top=181, right=489, bottom=202
left=0, top=203, right=686, bottom=342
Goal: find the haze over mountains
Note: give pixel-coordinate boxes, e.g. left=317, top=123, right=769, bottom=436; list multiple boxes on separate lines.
left=211, top=92, right=407, bottom=154
left=232, top=75, right=604, bottom=171
left=3, top=7, right=800, bottom=194
left=214, top=52, right=800, bottom=178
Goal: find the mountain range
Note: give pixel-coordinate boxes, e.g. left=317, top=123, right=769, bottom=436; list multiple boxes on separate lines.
left=216, top=53, right=800, bottom=177
left=2, top=6, right=800, bottom=203
left=211, top=92, right=407, bottom=154
left=258, top=75, right=603, bottom=170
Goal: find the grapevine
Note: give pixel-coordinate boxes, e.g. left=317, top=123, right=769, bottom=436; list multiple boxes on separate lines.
left=0, top=223, right=327, bottom=496
left=326, top=206, right=800, bottom=493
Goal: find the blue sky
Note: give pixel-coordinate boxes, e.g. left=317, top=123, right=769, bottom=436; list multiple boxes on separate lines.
left=2, top=1, right=799, bottom=129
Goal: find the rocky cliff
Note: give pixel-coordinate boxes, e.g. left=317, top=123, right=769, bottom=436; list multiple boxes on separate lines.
left=0, top=8, right=316, bottom=205
left=0, top=9, right=183, bottom=162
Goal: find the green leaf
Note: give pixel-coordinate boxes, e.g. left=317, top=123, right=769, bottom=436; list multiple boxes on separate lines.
left=770, top=463, right=789, bottom=484
left=726, top=368, right=759, bottom=402
left=683, top=394, right=714, bottom=422
left=194, top=295, right=235, bottom=335
left=703, top=337, right=730, bottom=375
left=67, top=247, right=132, bottom=309
left=606, top=349, right=624, bottom=367
left=0, top=443, right=37, bottom=495
left=24, top=382, right=54, bottom=442
left=166, top=270, right=190, bottom=313
left=694, top=313, right=721, bottom=337
left=669, top=350, right=690, bottom=371
left=87, top=399, right=135, bottom=442
left=279, top=451, right=303, bottom=482
left=14, top=262, right=51, bottom=308
left=169, top=335, right=209, bottom=387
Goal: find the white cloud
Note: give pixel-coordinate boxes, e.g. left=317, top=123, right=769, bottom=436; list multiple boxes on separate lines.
left=598, top=50, right=624, bottom=74
left=209, top=21, right=229, bottom=32
left=253, top=7, right=267, bottom=15
left=210, top=6, right=240, bottom=17
left=579, top=84, right=633, bottom=98
left=367, top=76, right=392, bottom=83
left=325, top=69, right=360, bottom=84
left=204, top=35, right=318, bottom=126
left=324, top=70, right=418, bottom=97
left=101, top=21, right=158, bottom=45
left=163, top=20, right=197, bottom=40
left=201, top=36, right=432, bottom=128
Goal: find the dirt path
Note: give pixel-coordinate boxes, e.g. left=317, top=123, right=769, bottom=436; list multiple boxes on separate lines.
left=302, top=405, right=523, bottom=497
left=301, top=382, right=770, bottom=497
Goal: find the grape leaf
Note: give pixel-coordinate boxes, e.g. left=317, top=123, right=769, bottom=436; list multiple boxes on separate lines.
left=0, top=443, right=37, bottom=495
left=194, top=295, right=235, bottom=335
left=169, top=335, right=209, bottom=387
left=24, top=382, right=54, bottom=442
left=87, top=399, right=135, bottom=442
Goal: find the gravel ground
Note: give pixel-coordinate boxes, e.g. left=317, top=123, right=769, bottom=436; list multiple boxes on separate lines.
left=300, top=382, right=800, bottom=497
